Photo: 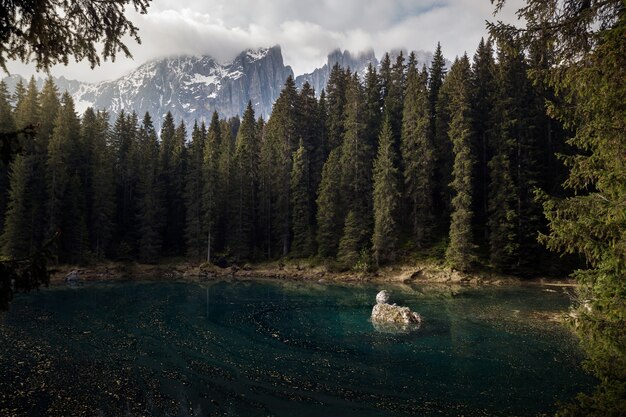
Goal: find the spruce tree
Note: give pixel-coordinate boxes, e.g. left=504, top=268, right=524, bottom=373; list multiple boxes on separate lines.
left=112, top=110, right=139, bottom=257
left=316, top=147, right=343, bottom=258
left=1, top=77, right=40, bottom=258
left=339, top=73, right=372, bottom=266
left=490, top=2, right=625, bottom=413
left=88, top=110, right=115, bottom=258
left=290, top=141, right=315, bottom=258
left=470, top=39, right=496, bottom=248
left=324, top=64, right=347, bottom=155
left=200, top=112, right=220, bottom=262
left=429, top=42, right=446, bottom=127
left=136, top=112, right=163, bottom=262
left=184, top=121, right=205, bottom=260
left=445, top=56, right=477, bottom=271
left=47, top=93, right=85, bottom=262
left=385, top=51, right=406, bottom=146
left=230, top=101, right=258, bottom=260
left=262, top=76, right=299, bottom=256
left=216, top=119, right=234, bottom=254
left=363, top=63, right=382, bottom=153
left=372, top=118, right=400, bottom=265
left=337, top=210, right=362, bottom=268
left=0, top=81, right=15, bottom=238
left=401, top=60, right=435, bottom=247
left=489, top=39, right=542, bottom=274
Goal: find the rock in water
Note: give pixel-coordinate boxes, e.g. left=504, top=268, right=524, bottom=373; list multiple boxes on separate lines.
left=371, top=290, right=421, bottom=333
left=376, top=290, right=390, bottom=304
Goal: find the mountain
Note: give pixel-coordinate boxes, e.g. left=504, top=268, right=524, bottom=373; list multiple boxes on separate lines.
left=295, top=48, right=441, bottom=96
left=3, top=45, right=447, bottom=132
left=295, top=49, right=378, bottom=94
left=4, top=46, right=293, bottom=132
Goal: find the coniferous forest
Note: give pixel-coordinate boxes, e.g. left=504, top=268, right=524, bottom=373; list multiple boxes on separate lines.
left=0, top=40, right=574, bottom=275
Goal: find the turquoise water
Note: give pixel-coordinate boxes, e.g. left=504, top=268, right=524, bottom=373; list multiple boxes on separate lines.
left=0, top=280, right=593, bottom=416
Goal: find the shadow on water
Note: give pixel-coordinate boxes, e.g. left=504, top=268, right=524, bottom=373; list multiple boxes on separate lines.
left=0, top=280, right=594, bottom=416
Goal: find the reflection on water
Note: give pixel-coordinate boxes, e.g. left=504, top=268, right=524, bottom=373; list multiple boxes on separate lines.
left=0, top=280, right=593, bottom=416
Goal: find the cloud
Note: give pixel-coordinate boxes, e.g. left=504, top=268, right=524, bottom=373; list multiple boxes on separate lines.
left=5, top=0, right=526, bottom=83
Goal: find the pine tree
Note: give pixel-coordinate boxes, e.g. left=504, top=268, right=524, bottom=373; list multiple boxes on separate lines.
left=88, top=110, right=115, bottom=258
left=262, top=76, right=299, bottom=256
left=184, top=121, right=205, bottom=260
left=434, top=65, right=453, bottom=230
left=445, top=56, right=477, bottom=271
left=1, top=77, right=40, bottom=258
left=429, top=43, right=447, bottom=128
left=384, top=51, right=406, bottom=146
left=0, top=81, right=15, bottom=238
left=363, top=63, right=382, bottom=153
left=230, top=101, right=258, bottom=260
left=215, top=119, right=234, bottom=254
left=199, top=112, right=220, bottom=262
left=401, top=60, right=435, bottom=246
left=489, top=39, right=542, bottom=274
left=372, top=118, right=400, bottom=265
left=136, top=112, right=163, bottom=262
left=324, top=64, right=347, bottom=155
left=490, top=2, right=625, bottom=413
left=112, top=110, right=139, bottom=257
left=339, top=73, right=372, bottom=266
left=470, top=38, right=496, bottom=248
left=47, top=92, right=85, bottom=262
left=290, top=140, right=315, bottom=257
left=316, top=147, right=343, bottom=258
left=38, top=77, right=60, bottom=152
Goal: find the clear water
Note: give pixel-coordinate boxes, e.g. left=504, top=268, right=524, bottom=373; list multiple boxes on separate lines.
left=0, top=280, right=594, bottom=416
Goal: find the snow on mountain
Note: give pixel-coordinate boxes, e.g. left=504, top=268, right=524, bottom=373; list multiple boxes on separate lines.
left=2, top=45, right=448, bottom=133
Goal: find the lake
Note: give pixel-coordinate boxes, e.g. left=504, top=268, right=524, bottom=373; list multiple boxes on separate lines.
left=0, top=280, right=593, bottom=416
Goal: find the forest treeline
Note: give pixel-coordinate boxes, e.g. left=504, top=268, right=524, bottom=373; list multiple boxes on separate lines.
left=0, top=39, right=573, bottom=275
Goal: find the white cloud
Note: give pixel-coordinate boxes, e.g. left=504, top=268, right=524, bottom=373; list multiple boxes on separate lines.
left=4, top=0, right=526, bottom=83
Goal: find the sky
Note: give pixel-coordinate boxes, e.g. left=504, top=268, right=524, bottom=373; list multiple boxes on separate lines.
left=6, top=0, right=525, bottom=83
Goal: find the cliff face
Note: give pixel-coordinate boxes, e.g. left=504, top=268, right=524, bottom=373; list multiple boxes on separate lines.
left=81, top=45, right=293, bottom=131
left=3, top=46, right=293, bottom=132
left=295, top=49, right=378, bottom=95
left=295, top=48, right=440, bottom=97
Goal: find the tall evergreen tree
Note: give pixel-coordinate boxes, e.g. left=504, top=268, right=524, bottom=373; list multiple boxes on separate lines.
left=363, top=64, right=382, bottom=153
left=136, top=112, right=163, bottom=262
left=47, top=92, right=86, bottom=262
left=324, top=64, right=347, bottom=156
left=372, top=118, right=400, bottom=265
left=470, top=38, right=496, bottom=248
left=112, top=110, right=139, bottom=257
left=1, top=77, right=40, bottom=258
left=230, top=102, right=258, bottom=260
left=200, top=112, right=221, bottom=262
left=489, top=39, right=542, bottom=274
left=0, top=81, right=15, bottom=238
left=316, top=147, right=343, bottom=258
left=445, top=56, right=477, bottom=271
left=262, top=76, right=299, bottom=256
left=184, top=121, right=206, bottom=260
left=401, top=60, right=435, bottom=247
left=338, top=73, right=372, bottom=266
left=428, top=42, right=447, bottom=127
left=384, top=51, right=406, bottom=146
left=290, top=140, right=315, bottom=257
left=88, top=110, right=115, bottom=258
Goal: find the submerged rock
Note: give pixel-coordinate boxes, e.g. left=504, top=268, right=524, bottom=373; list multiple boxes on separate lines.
left=65, top=270, right=80, bottom=283
left=371, top=290, right=421, bottom=332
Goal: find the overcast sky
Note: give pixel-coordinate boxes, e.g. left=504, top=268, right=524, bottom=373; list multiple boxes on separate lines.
left=6, top=0, right=524, bottom=83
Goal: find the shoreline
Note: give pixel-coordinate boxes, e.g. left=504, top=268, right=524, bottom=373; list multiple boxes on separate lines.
left=49, top=259, right=577, bottom=288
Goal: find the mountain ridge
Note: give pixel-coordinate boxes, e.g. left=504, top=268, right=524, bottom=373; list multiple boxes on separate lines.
left=3, top=45, right=446, bottom=132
